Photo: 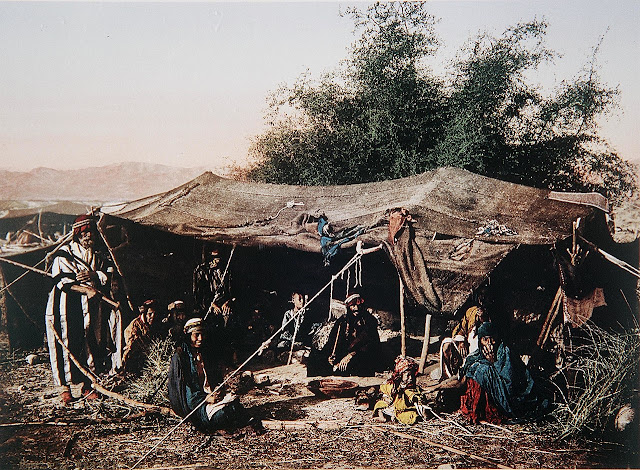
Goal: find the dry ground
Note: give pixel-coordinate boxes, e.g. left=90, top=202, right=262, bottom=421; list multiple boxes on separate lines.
left=0, top=334, right=636, bottom=470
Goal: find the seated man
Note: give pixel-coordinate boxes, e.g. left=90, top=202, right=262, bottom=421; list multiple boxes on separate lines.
left=167, top=318, right=254, bottom=433
left=277, top=292, right=307, bottom=351
left=122, top=299, right=162, bottom=373
left=374, top=356, right=428, bottom=425
left=164, top=300, right=189, bottom=343
left=307, top=293, right=380, bottom=377
left=428, top=322, right=549, bottom=424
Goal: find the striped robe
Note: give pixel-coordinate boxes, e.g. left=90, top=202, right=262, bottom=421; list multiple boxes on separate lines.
left=45, top=241, right=109, bottom=387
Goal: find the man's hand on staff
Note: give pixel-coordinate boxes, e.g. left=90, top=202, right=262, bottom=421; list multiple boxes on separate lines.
left=209, top=300, right=232, bottom=316
left=334, top=352, right=355, bottom=372
left=76, top=270, right=97, bottom=285
left=71, top=283, right=100, bottom=299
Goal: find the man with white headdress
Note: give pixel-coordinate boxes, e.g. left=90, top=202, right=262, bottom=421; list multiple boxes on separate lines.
left=167, top=318, right=258, bottom=433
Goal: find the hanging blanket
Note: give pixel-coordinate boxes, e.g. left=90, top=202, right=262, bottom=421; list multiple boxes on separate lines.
left=386, top=219, right=441, bottom=313
left=318, top=215, right=365, bottom=266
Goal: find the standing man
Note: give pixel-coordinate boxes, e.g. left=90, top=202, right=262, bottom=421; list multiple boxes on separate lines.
left=45, top=214, right=111, bottom=404
left=193, top=246, right=234, bottom=360
left=193, top=247, right=232, bottom=325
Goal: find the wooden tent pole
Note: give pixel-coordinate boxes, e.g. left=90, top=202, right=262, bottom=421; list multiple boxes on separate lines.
left=97, top=213, right=136, bottom=312
left=399, top=274, right=406, bottom=357
left=37, top=210, right=44, bottom=245
left=536, top=286, right=563, bottom=348
left=418, top=313, right=432, bottom=374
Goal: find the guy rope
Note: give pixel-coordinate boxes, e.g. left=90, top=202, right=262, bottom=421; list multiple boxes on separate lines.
left=131, top=241, right=382, bottom=469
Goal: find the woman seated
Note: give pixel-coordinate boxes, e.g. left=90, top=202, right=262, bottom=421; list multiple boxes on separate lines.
left=429, top=322, right=550, bottom=424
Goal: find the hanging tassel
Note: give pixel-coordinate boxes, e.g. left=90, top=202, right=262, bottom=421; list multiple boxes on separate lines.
left=355, top=257, right=363, bottom=288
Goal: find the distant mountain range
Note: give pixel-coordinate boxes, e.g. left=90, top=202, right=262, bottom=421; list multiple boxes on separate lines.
left=0, top=162, right=210, bottom=202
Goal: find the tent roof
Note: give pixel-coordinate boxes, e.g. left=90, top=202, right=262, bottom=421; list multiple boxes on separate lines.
left=111, top=167, right=606, bottom=248
left=108, top=167, right=610, bottom=313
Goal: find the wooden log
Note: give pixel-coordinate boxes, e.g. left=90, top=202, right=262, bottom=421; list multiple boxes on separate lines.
left=418, top=313, right=432, bottom=374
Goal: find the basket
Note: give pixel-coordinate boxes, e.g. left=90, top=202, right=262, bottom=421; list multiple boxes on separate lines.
left=307, top=378, right=359, bottom=398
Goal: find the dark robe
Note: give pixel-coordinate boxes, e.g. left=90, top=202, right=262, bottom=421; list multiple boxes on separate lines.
left=167, top=342, right=247, bottom=431
left=307, top=310, right=381, bottom=377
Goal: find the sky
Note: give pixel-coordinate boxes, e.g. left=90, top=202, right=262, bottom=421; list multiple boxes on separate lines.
left=0, top=0, right=638, bottom=173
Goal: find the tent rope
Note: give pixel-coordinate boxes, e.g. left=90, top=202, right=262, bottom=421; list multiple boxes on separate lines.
left=0, top=231, right=74, bottom=296
left=131, top=243, right=382, bottom=469
left=578, top=235, right=640, bottom=279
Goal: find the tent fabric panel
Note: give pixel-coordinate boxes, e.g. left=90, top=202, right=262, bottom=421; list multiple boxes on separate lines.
left=111, top=168, right=601, bottom=247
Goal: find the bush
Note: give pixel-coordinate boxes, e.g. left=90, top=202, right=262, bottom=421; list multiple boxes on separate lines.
left=551, top=322, right=639, bottom=439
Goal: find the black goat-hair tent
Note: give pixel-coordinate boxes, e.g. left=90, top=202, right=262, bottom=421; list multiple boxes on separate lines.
left=2, top=167, right=636, bottom=353
left=104, top=167, right=615, bottom=313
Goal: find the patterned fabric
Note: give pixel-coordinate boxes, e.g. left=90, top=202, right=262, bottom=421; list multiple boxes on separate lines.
left=388, top=355, right=418, bottom=384
left=45, top=241, right=110, bottom=387
left=459, top=377, right=504, bottom=424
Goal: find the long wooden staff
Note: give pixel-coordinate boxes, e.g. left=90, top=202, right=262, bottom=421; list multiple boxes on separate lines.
left=46, top=318, right=175, bottom=416
left=0, top=256, right=119, bottom=308
left=97, top=213, right=136, bottom=312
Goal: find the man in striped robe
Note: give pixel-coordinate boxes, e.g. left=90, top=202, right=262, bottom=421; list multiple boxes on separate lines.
left=45, top=214, right=112, bottom=404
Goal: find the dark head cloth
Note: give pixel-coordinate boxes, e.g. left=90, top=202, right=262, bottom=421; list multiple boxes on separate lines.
left=477, top=322, right=497, bottom=340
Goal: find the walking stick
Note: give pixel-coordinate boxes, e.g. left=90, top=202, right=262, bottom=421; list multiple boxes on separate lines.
left=0, top=256, right=119, bottom=309
left=203, top=245, right=236, bottom=322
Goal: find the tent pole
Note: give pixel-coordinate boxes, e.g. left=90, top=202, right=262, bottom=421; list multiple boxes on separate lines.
left=418, top=314, right=432, bottom=374
left=399, top=274, right=406, bottom=357
left=97, top=213, right=136, bottom=313
left=37, top=210, right=43, bottom=245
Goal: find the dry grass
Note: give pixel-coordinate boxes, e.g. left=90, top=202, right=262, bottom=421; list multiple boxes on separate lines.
left=551, top=322, right=639, bottom=439
left=124, top=336, right=174, bottom=406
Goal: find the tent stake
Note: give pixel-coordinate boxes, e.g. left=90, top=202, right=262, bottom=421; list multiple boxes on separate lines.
left=418, top=313, right=432, bottom=374
left=399, top=274, right=406, bottom=357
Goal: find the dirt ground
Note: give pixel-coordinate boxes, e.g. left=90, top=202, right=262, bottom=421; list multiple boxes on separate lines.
left=0, top=334, right=637, bottom=470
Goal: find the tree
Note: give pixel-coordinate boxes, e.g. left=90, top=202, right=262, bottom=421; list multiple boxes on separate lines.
left=242, top=2, right=637, bottom=202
